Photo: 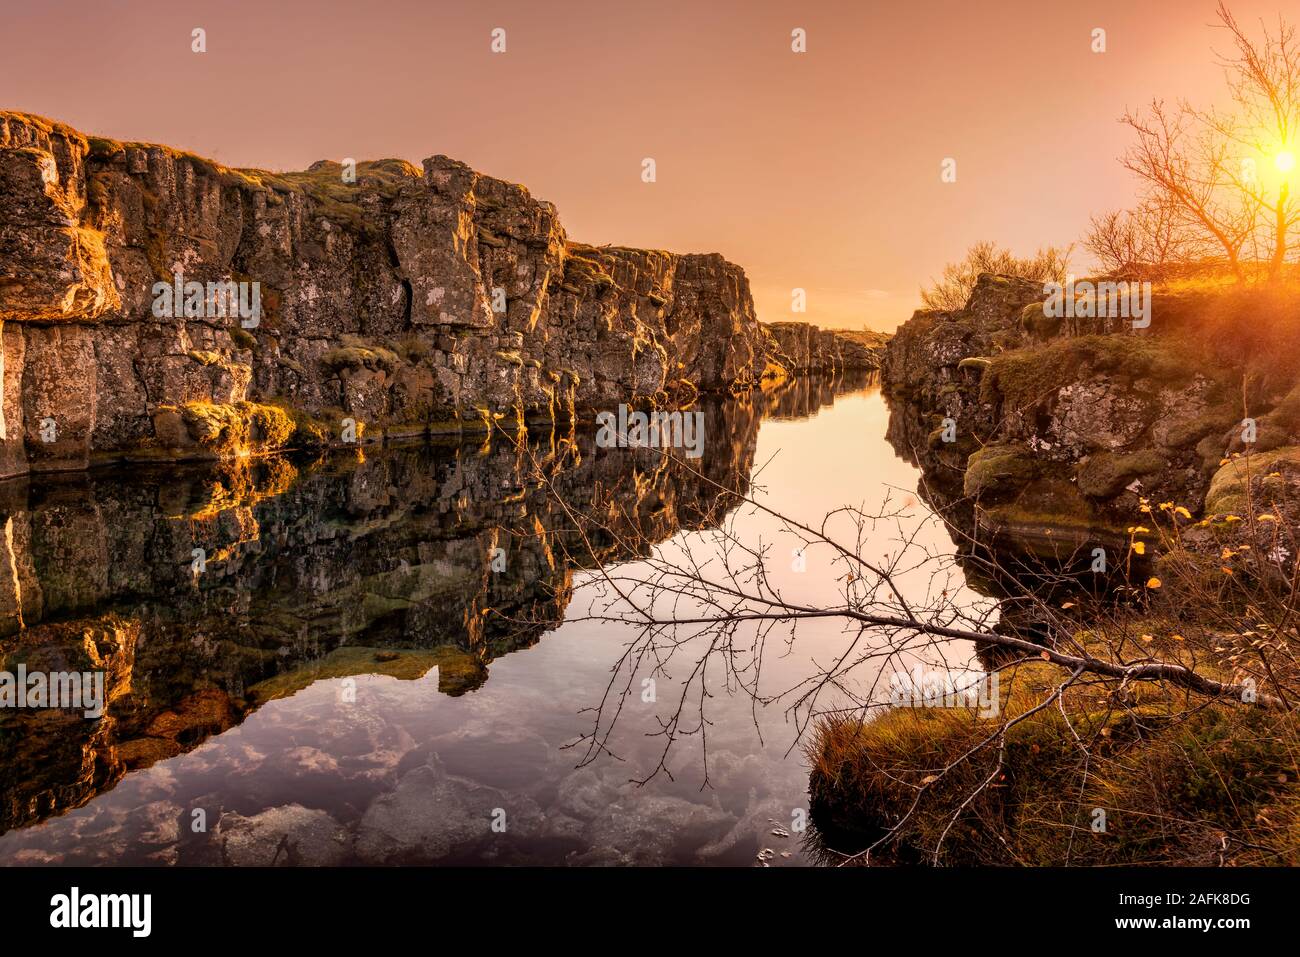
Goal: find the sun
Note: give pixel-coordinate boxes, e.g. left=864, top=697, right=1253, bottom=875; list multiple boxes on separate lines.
left=1277, top=149, right=1297, bottom=173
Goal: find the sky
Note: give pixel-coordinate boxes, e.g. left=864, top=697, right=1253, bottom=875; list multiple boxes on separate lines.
left=2, top=0, right=1288, bottom=330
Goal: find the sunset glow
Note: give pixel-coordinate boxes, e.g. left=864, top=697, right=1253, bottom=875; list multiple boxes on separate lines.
left=2, top=0, right=1292, bottom=331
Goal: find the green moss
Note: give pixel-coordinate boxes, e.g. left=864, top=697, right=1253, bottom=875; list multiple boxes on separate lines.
left=230, top=327, right=257, bottom=350
left=393, top=334, right=429, bottom=363
left=321, top=336, right=400, bottom=374
left=1248, top=382, right=1300, bottom=453
left=981, top=335, right=1206, bottom=410
left=176, top=400, right=294, bottom=454
left=244, top=158, right=420, bottom=235
left=245, top=402, right=295, bottom=449
left=1204, top=446, right=1300, bottom=516
left=964, top=443, right=1039, bottom=499
left=85, top=136, right=124, bottom=161
left=1018, top=300, right=1062, bottom=339
left=978, top=476, right=1117, bottom=546
left=807, top=630, right=1294, bottom=865
left=562, top=251, right=618, bottom=291
left=1076, top=449, right=1166, bottom=498
left=1164, top=408, right=1238, bottom=450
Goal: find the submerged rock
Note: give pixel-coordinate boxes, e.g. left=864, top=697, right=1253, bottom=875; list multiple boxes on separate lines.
left=355, top=759, right=542, bottom=863
left=219, top=803, right=352, bottom=866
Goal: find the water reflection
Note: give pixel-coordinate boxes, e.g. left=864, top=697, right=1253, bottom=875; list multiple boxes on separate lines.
left=1, top=369, right=945, bottom=865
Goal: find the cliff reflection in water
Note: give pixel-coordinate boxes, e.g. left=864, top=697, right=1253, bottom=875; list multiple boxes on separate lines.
left=0, top=373, right=874, bottom=845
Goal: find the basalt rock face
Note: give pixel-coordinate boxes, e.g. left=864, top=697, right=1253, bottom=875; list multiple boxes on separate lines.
left=761, top=321, right=887, bottom=376
left=881, top=273, right=1300, bottom=560
left=0, top=112, right=767, bottom=478
left=763, top=322, right=841, bottom=374
left=831, top=329, right=891, bottom=370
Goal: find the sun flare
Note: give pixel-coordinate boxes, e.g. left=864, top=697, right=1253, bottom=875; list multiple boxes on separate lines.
left=1276, top=149, right=1297, bottom=172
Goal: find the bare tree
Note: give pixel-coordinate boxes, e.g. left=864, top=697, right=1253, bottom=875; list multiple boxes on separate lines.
left=920, top=241, right=1073, bottom=311
left=1214, top=2, right=1300, bottom=279
left=1116, top=3, right=1300, bottom=281
left=497, top=418, right=1299, bottom=863
left=1120, top=99, right=1257, bottom=278
left=1084, top=199, right=1193, bottom=280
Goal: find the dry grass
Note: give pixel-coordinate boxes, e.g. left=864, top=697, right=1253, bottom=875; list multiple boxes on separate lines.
left=808, top=498, right=1300, bottom=866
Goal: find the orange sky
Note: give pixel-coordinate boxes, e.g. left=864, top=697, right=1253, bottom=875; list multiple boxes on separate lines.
left=3, top=0, right=1285, bottom=330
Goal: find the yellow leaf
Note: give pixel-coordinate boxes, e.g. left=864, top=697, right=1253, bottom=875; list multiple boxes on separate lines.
left=1174, top=506, right=1191, bottom=519
left=1222, top=566, right=1234, bottom=576
left=1146, top=577, right=1161, bottom=589
left=1131, top=541, right=1146, bottom=555
left=1259, top=514, right=1277, bottom=522
left=1172, top=634, right=1184, bottom=641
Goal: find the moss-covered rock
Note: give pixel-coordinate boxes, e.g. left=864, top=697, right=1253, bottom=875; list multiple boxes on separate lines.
left=963, top=443, right=1039, bottom=500
left=1204, top=446, right=1300, bottom=516
left=980, top=334, right=1204, bottom=411
left=153, top=400, right=295, bottom=458
left=1076, top=449, right=1166, bottom=498
left=321, top=336, right=400, bottom=374
left=1018, top=300, right=1061, bottom=339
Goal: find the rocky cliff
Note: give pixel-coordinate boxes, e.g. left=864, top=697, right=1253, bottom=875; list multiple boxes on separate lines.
left=0, top=111, right=772, bottom=477
left=881, top=272, right=1300, bottom=560
left=761, top=321, right=887, bottom=376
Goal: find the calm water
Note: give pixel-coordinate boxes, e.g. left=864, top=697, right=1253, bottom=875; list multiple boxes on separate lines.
left=0, top=375, right=985, bottom=866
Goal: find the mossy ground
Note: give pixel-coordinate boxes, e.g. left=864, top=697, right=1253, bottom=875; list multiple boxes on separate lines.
left=980, top=334, right=1212, bottom=410
left=808, top=628, right=1300, bottom=865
